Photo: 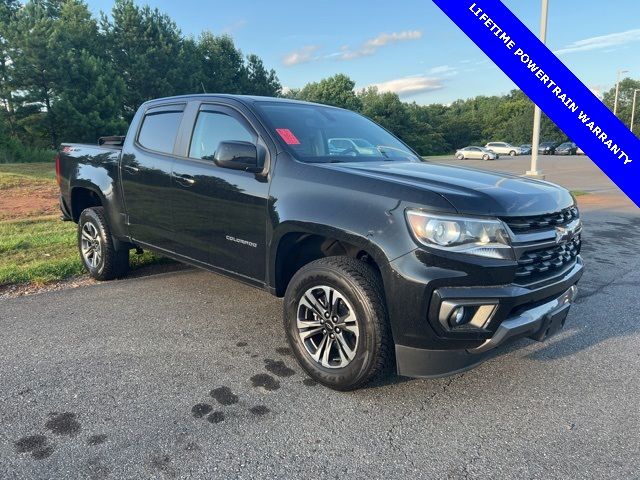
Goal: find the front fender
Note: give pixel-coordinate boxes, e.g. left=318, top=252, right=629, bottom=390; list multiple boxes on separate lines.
left=269, top=220, right=391, bottom=284
left=266, top=158, right=427, bottom=293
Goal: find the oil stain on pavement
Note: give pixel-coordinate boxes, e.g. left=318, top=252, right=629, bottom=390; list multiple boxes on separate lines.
left=209, top=386, right=239, bottom=405
left=191, top=403, right=213, bottom=418
left=206, top=411, right=225, bottom=424
left=45, top=412, right=81, bottom=436
left=14, top=413, right=110, bottom=462
left=264, top=358, right=295, bottom=377
left=250, top=373, right=280, bottom=391
left=249, top=405, right=270, bottom=416
left=14, top=435, right=54, bottom=460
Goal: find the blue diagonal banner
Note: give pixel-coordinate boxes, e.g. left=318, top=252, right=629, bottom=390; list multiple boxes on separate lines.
left=432, top=0, right=639, bottom=208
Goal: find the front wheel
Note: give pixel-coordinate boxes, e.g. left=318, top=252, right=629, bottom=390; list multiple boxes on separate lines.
left=456, top=153, right=464, bottom=160
left=509, top=150, right=516, bottom=156
left=283, top=257, right=393, bottom=391
left=78, top=207, right=129, bottom=281
left=482, top=154, right=490, bottom=160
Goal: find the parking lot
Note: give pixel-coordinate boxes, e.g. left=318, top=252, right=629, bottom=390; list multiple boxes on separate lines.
left=1, top=154, right=639, bottom=479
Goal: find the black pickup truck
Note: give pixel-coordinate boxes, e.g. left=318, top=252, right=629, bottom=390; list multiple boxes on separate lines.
left=57, top=94, right=583, bottom=390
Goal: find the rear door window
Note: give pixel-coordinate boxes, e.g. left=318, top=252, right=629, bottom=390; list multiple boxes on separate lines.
left=138, top=107, right=184, bottom=154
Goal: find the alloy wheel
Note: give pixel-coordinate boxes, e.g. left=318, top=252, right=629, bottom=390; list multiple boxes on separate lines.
left=296, top=285, right=360, bottom=369
left=80, top=222, right=102, bottom=268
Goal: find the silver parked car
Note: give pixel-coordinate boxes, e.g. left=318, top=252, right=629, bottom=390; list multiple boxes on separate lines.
left=485, top=142, right=522, bottom=156
left=520, top=144, right=532, bottom=155
left=455, top=146, right=498, bottom=160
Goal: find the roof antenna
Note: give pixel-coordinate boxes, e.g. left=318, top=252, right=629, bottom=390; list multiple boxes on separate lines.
left=200, top=82, right=207, bottom=94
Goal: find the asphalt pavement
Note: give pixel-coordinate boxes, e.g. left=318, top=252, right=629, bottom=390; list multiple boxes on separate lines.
left=1, top=156, right=639, bottom=479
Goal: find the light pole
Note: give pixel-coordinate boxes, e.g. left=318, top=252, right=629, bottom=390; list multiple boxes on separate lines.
left=631, top=88, right=640, bottom=133
left=526, top=0, right=549, bottom=179
left=613, top=69, right=628, bottom=116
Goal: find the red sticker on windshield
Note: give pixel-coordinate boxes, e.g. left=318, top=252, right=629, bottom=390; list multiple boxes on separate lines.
left=276, top=128, right=300, bottom=145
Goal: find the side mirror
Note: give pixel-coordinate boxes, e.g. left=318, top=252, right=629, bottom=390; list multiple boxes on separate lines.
left=213, top=141, right=261, bottom=173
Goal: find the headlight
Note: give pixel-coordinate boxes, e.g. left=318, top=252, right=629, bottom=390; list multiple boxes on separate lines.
left=405, top=210, right=513, bottom=259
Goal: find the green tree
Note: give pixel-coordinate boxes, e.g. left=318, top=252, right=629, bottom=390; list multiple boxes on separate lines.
left=358, top=87, right=414, bottom=142
left=53, top=0, right=127, bottom=142
left=103, top=0, right=185, bottom=118
left=243, top=54, right=281, bottom=96
left=9, top=0, right=65, bottom=147
left=404, top=102, right=448, bottom=154
left=0, top=0, right=20, bottom=137
left=293, top=74, right=361, bottom=110
left=196, top=32, right=246, bottom=94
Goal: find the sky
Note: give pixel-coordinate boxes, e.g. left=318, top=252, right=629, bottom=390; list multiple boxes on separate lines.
left=86, top=0, right=640, bottom=105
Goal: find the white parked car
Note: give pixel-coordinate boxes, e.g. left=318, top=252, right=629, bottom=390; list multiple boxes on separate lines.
left=455, top=146, right=498, bottom=160
left=485, top=142, right=522, bottom=156
left=328, top=137, right=378, bottom=156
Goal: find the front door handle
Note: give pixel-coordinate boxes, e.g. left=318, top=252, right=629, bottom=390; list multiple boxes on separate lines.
left=174, top=173, right=196, bottom=187
left=123, top=164, right=139, bottom=174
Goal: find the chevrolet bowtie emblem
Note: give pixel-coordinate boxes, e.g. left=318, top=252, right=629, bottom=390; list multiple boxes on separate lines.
left=555, top=226, right=568, bottom=244
left=555, top=220, right=581, bottom=244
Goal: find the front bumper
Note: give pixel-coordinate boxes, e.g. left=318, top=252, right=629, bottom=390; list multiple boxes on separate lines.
left=383, top=248, right=583, bottom=378
left=395, top=283, right=578, bottom=378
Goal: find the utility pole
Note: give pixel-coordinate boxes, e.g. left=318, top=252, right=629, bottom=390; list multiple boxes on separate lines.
left=526, top=0, right=549, bottom=179
left=613, top=69, right=628, bottom=116
left=631, top=89, right=640, bottom=134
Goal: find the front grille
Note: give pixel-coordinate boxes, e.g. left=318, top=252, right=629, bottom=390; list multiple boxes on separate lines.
left=516, top=235, right=581, bottom=281
left=503, top=206, right=579, bottom=233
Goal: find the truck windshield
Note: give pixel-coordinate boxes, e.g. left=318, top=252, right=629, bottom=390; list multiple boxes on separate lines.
left=255, top=102, right=421, bottom=163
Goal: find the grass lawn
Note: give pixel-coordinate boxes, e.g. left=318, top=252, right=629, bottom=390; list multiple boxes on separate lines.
left=0, top=162, right=168, bottom=287
left=0, top=162, right=56, bottom=180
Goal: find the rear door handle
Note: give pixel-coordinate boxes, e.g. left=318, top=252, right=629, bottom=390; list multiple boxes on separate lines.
left=174, top=173, right=196, bottom=187
left=123, top=164, right=139, bottom=174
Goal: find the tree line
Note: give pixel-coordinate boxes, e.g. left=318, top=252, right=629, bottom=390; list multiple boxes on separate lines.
left=0, top=0, right=281, bottom=161
left=1, top=0, right=637, bottom=163
left=286, top=74, right=639, bottom=155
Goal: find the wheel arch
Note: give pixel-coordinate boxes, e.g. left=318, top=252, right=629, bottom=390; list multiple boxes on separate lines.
left=270, top=222, right=388, bottom=297
left=70, top=183, right=106, bottom=222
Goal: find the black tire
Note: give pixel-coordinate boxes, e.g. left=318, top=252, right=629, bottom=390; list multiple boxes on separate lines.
left=482, top=154, right=490, bottom=161
left=78, top=207, right=129, bottom=281
left=509, top=150, right=516, bottom=156
left=456, top=154, right=464, bottom=160
left=283, top=256, right=393, bottom=391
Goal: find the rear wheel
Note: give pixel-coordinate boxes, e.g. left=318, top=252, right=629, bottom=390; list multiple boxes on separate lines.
left=283, top=257, right=393, bottom=391
left=78, top=207, right=129, bottom=281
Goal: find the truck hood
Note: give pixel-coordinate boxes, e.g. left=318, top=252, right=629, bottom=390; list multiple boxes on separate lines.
left=320, top=161, right=574, bottom=216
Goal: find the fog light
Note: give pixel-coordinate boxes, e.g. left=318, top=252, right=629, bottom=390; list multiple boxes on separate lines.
left=438, top=300, right=498, bottom=332
left=449, top=306, right=467, bottom=327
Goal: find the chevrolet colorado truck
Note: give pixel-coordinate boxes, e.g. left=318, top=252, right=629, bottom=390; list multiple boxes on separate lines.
left=57, top=94, right=583, bottom=390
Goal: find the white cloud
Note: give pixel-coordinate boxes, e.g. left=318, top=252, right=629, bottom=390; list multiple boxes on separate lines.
left=555, top=29, right=640, bottom=55
left=367, top=75, right=443, bottom=97
left=282, top=45, right=320, bottom=66
left=427, top=65, right=457, bottom=76
left=339, top=30, right=422, bottom=60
